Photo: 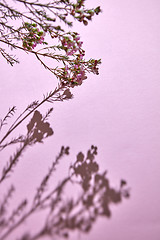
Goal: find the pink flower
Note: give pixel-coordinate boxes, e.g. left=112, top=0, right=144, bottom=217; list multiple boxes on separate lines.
left=67, top=50, right=74, bottom=56
left=75, top=68, right=87, bottom=85
left=79, top=54, right=84, bottom=60
left=31, top=42, right=37, bottom=49
left=78, top=41, right=83, bottom=48
left=68, top=42, right=74, bottom=48
left=38, top=37, right=44, bottom=43
left=75, top=36, right=80, bottom=41
left=75, top=65, right=79, bottom=69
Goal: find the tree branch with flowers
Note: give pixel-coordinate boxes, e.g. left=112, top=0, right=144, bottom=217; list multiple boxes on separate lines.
left=0, top=0, right=101, bottom=141
left=0, top=1, right=130, bottom=239
left=0, top=0, right=101, bottom=83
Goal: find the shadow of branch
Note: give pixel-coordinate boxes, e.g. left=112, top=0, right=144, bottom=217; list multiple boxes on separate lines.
left=0, top=111, right=130, bottom=240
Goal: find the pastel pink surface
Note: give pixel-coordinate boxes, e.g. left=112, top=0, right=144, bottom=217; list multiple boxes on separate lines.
left=0, top=0, right=160, bottom=239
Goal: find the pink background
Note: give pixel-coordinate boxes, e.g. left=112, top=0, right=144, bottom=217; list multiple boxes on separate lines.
left=0, top=0, right=160, bottom=239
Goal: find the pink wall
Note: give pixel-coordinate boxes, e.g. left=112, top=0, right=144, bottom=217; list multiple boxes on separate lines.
left=0, top=0, right=160, bottom=239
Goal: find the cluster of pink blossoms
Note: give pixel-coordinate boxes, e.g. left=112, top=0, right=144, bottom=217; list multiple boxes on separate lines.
left=21, top=23, right=101, bottom=87
left=22, top=23, right=45, bottom=51
left=60, top=56, right=101, bottom=86
left=62, top=63, right=87, bottom=86
left=55, top=32, right=88, bottom=86
left=70, top=0, right=101, bottom=26
left=60, top=33, right=84, bottom=56
left=56, top=31, right=101, bottom=86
